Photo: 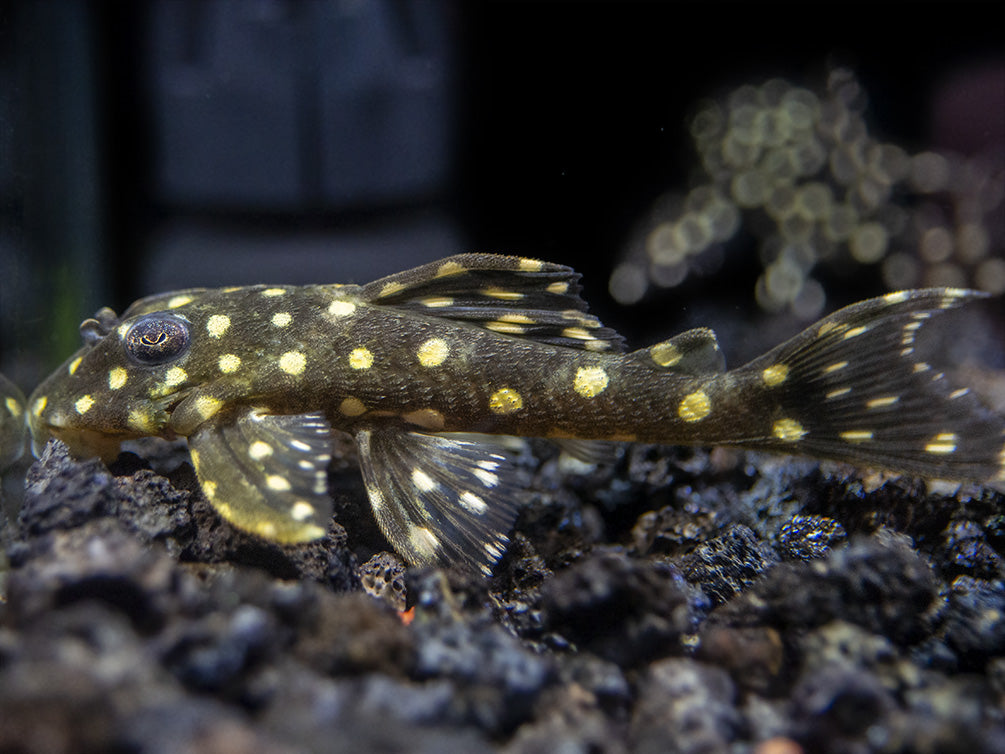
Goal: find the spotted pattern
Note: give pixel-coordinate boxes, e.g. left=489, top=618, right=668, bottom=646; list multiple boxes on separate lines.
left=271, top=312, right=292, bottom=328
left=651, top=342, right=682, bottom=368
left=328, top=300, right=356, bottom=318
left=74, top=395, right=94, bottom=415
left=489, top=387, right=523, bottom=414
left=218, top=354, right=242, bottom=374
left=483, top=287, right=524, bottom=301
left=411, top=468, right=437, bottom=493
left=349, top=347, right=374, bottom=370
left=164, top=367, right=188, bottom=387
left=761, top=364, right=788, bottom=387
left=195, top=395, right=223, bottom=420
left=417, top=338, right=450, bottom=367
left=436, top=261, right=465, bottom=278
left=261, top=288, right=286, bottom=297
left=678, top=391, right=711, bottom=422
left=266, top=475, right=291, bottom=491
left=379, top=281, right=405, bottom=298
left=167, top=295, right=193, bottom=309
left=925, top=432, right=957, bottom=454
left=108, top=367, right=128, bottom=390
left=32, top=396, right=47, bottom=417
left=68, top=356, right=83, bottom=375
left=206, top=314, right=231, bottom=338
left=339, top=397, right=366, bottom=417
left=290, top=501, right=316, bottom=522
left=279, top=351, right=307, bottom=375
left=772, top=418, right=807, bottom=442
left=823, top=361, right=848, bottom=374
left=127, top=407, right=155, bottom=432
left=249, top=440, right=273, bottom=460
left=402, top=408, right=445, bottom=430
left=840, top=430, right=874, bottom=443
left=866, top=396, right=899, bottom=409
left=573, top=366, right=609, bottom=398
left=518, top=257, right=544, bottom=271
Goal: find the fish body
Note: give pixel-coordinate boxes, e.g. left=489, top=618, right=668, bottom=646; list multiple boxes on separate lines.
left=0, top=373, right=27, bottom=471
left=27, top=254, right=1005, bottom=573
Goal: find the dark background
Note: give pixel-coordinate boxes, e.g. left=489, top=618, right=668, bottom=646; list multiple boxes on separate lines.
left=1, top=1, right=1003, bottom=384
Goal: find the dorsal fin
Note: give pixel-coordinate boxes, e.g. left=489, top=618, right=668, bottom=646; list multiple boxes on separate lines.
left=360, top=254, right=626, bottom=352
left=631, top=327, right=726, bottom=375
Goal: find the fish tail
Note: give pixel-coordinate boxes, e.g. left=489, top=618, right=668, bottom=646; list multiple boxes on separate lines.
left=729, top=289, right=1005, bottom=483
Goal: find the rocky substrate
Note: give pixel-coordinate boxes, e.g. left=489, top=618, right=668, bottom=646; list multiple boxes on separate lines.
left=1, top=437, right=1003, bottom=753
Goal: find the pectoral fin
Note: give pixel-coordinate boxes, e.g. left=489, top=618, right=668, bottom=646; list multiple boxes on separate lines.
left=355, top=427, right=523, bottom=574
left=188, top=409, right=334, bottom=543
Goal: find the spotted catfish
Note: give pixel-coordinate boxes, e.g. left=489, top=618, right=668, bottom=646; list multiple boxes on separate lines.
left=27, top=254, right=1005, bottom=572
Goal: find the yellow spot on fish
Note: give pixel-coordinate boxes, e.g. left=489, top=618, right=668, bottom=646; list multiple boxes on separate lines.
left=339, top=397, right=366, bottom=417
left=218, top=354, right=242, bottom=373
left=267, top=475, right=291, bottom=491
left=417, top=338, right=450, bottom=367
left=762, top=364, right=788, bottom=387
left=256, top=521, right=278, bottom=538
left=272, top=312, right=292, bottom=327
left=913, top=362, right=931, bottom=373
left=409, top=526, right=440, bottom=559
left=866, top=396, right=899, bottom=409
left=573, top=366, right=609, bottom=398
left=127, top=407, right=154, bottom=432
left=280, top=351, right=307, bottom=375
left=167, top=295, right=193, bottom=309
left=563, top=327, right=594, bottom=341
left=411, top=468, right=437, bottom=492
left=108, top=367, right=128, bottom=390
left=349, top=347, right=373, bottom=370
left=884, top=291, right=910, bottom=304
left=843, top=326, right=868, bottom=339
left=651, top=342, right=682, bottom=367
left=483, top=287, right=524, bottom=301
left=678, top=391, right=711, bottom=422
left=436, top=261, right=465, bottom=278
left=195, top=395, right=223, bottom=420
left=32, top=396, right=47, bottom=417
left=825, top=387, right=851, bottom=399
left=5, top=397, right=21, bottom=417
left=840, top=430, right=874, bottom=443
left=328, top=300, right=357, bottom=318
left=519, top=257, right=544, bottom=271
left=547, top=281, right=569, bottom=294
left=203, top=480, right=217, bottom=498
left=499, top=314, right=535, bottom=324
left=68, top=356, right=83, bottom=375
left=823, top=361, right=848, bottom=374
left=421, top=296, right=454, bottom=308
left=403, top=408, right=445, bottom=430
left=262, top=288, right=287, bottom=297
left=818, top=321, right=842, bottom=337
left=74, top=395, right=94, bottom=415
left=485, top=321, right=526, bottom=335
left=164, top=367, right=188, bottom=387
left=459, top=491, right=488, bottom=514
left=925, top=432, right=957, bottom=454
left=206, top=314, right=231, bottom=338
left=291, top=501, right=316, bottom=521
left=489, top=387, right=523, bottom=414
left=249, top=441, right=273, bottom=460
left=773, top=418, right=807, bottom=442
left=379, top=281, right=405, bottom=298
left=949, top=388, right=969, bottom=399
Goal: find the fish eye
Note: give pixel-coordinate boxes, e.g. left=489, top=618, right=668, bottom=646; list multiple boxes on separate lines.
left=124, top=314, right=190, bottom=365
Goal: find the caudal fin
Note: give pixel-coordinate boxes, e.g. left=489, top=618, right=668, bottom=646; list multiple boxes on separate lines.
left=734, top=289, right=1005, bottom=483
